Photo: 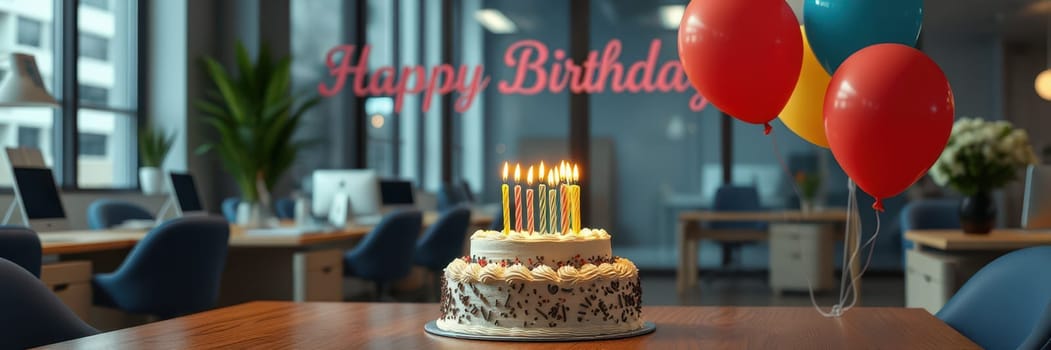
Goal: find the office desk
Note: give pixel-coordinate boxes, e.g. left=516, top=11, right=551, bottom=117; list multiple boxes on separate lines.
left=40, top=212, right=493, bottom=307
left=677, top=210, right=853, bottom=295
left=39, top=301, right=978, bottom=349
left=903, top=229, right=1051, bottom=313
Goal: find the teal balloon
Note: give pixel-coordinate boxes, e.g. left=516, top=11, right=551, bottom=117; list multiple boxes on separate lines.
left=803, top=0, right=923, bottom=74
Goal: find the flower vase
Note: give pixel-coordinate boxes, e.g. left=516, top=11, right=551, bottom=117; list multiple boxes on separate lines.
left=960, top=191, right=996, bottom=234
left=139, top=167, right=164, bottom=195
left=236, top=202, right=267, bottom=228
left=800, top=198, right=814, bottom=214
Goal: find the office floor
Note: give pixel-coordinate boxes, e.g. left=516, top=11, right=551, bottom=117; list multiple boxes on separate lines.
left=641, top=271, right=906, bottom=307
left=372, top=270, right=907, bottom=308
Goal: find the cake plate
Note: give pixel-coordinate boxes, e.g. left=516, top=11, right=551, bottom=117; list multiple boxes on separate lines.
left=423, top=321, right=656, bottom=342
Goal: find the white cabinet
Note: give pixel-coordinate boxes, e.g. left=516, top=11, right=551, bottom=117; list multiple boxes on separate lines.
left=769, top=223, right=834, bottom=293
left=905, top=250, right=995, bottom=314
left=293, top=249, right=344, bottom=302
left=40, top=261, right=93, bottom=320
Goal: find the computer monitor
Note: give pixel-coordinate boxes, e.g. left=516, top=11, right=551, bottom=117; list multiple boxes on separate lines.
left=11, top=167, right=69, bottom=232
left=1022, top=165, right=1051, bottom=230
left=312, top=170, right=381, bottom=218
left=168, top=172, right=205, bottom=216
left=380, top=179, right=415, bottom=205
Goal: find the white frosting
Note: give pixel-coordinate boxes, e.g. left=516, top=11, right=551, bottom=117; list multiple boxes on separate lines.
left=468, top=229, right=612, bottom=268
left=444, top=258, right=637, bottom=283
left=437, top=261, right=643, bottom=336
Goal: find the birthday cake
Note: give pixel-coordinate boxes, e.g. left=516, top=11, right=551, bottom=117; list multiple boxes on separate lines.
left=435, top=162, right=643, bottom=337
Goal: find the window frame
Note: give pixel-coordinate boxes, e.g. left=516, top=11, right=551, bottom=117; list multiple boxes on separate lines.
left=51, top=0, right=143, bottom=191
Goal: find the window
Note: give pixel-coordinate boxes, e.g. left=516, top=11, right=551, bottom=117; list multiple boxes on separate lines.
left=78, top=133, right=107, bottom=157
left=16, top=17, right=43, bottom=47
left=18, top=127, right=42, bottom=149
left=78, top=32, right=109, bottom=60
left=78, top=84, right=109, bottom=106
left=76, top=0, right=138, bottom=188
left=82, top=0, right=109, bottom=11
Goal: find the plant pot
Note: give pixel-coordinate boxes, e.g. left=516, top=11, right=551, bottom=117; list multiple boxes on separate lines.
left=139, top=167, right=164, bottom=195
left=800, top=199, right=815, bottom=214
left=236, top=202, right=267, bottom=228
left=960, top=191, right=996, bottom=234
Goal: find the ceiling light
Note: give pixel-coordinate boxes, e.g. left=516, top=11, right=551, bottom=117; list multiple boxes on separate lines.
left=475, top=9, right=517, bottom=34
left=659, top=5, right=685, bottom=30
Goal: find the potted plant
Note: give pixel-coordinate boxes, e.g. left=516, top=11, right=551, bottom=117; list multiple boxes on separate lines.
left=196, top=42, right=319, bottom=227
left=929, top=118, right=1039, bottom=234
left=138, top=123, right=175, bottom=195
left=794, top=171, right=821, bottom=213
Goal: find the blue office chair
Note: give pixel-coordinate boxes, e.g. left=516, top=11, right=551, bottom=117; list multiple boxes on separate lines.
left=709, top=185, right=768, bottom=267
left=936, top=246, right=1051, bottom=350
left=344, top=210, right=423, bottom=299
left=458, top=180, right=475, bottom=203
left=92, top=216, right=230, bottom=319
left=900, top=199, right=960, bottom=264
left=221, top=197, right=240, bottom=222
left=0, top=258, right=98, bottom=348
left=437, top=183, right=469, bottom=212
left=0, top=226, right=41, bottom=277
left=414, top=206, right=472, bottom=271
left=274, top=198, right=295, bottom=220
left=87, top=199, right=154, bottom=230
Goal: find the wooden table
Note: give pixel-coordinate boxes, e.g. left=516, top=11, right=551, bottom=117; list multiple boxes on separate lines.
left=677, top=210, right=852, bottom=294
left=903, top=229, right=1051, bottom=312
left=41, top=211, right=494, bottom=255
left=38, top=212, right=493, bottom=307
left=39, top=301, right=978, bottom=349
left=905, top=229, right=1051, bottom=251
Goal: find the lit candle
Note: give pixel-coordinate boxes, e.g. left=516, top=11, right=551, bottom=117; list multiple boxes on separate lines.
left=502, top=162, right=510, bottom=235
left=560, top=162, right=569, bottom=235
left=571, top=164, right=581, bottom=234
left=526, top=166, right=534, bottom=234
left=547, top=170, right=558, bottom=235
left=538, top=162, right=547, bottom=234
left=514, top=164, right=522, bottom=233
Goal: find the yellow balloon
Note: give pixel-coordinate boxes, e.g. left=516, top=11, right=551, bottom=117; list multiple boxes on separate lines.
left=779, top=26, right=831, bottom=148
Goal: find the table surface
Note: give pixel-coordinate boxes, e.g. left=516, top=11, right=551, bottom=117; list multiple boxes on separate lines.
left=905, top=228, right=1051, bottom=251
left=679, top=209, right=849, bottom=223
left=40, top=211, right=493, bottom=255
left=39, top=302, right=978, bottom=349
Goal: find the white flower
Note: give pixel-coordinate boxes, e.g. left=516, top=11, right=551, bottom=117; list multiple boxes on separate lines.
left=929, top=117, right=1037, bottom=193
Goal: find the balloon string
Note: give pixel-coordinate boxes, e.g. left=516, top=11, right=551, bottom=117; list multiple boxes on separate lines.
left=808, top=179, right=882, bottom=318
left=763, top=122, right=773, bottom=135
left=872, top=199, right=884, bottom=212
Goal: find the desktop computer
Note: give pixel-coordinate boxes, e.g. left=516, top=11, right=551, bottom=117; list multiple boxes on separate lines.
left=1022, top=165, right=1051, bottom=230
left=311, top=169, right=382, bottom=226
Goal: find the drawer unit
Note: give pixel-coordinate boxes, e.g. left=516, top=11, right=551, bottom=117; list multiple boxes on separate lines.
left=293, top=249, right=344, bottom=302
left=40, top=260, right=93, bottom=320
left=905, top=249, right=996, bottom=314
left=769, top=223, right=834, bottom=293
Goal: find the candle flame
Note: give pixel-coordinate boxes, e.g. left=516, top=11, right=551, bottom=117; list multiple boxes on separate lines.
left=527, top=165, right=534, bottom=185
left=548, top=169, right=556, bottom=186
left=503, top=162, right=509, bottom=181
left=573, top=164, right=579, bottom=182
left=538, top=162, right=546, bottom=181
left=514, top=163, right=521, bottom=182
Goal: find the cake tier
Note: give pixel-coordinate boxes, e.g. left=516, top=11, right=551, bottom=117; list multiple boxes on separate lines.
left=437, top=258, right=643, bottom=337
left=468, top=229, right=613, bottom=268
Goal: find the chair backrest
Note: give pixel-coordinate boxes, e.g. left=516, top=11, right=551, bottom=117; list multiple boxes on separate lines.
left=0, top=226, right=41, bottom=277
left=345, top=210, right=423, bottom=282
left=221, top=197, right=240, bottom=222
left=936, top=246, right=1051, bottom=349
left=710, top=185, right=767, bottom=230
left=0, top=258, right=97, bottom=348
left=900, top=199, right=960, bottom=231
left=437, top=183, right=468, bottom=212
left=87, top=199, right=154, bottom=230
left=274, top=198, right=295, bottom=220
left=489, top=206, right=504, bottom=232
left=414, top=206, right=472, bottom=271
left=458, top=180, right=475, bottom=203
left=105, top=216, right=230, bottom=318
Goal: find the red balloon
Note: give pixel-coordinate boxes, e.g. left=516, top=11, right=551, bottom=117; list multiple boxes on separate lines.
left=824, top=44, right=954, bottom=211
left=678, top=0, right=802, bottom=133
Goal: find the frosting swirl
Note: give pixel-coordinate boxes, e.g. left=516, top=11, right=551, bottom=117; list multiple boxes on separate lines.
left=531, top=264, right=560, bottom=282
left=477, top=263, right=503, bottom=283
left=503, top=264, right=532, bottom=283
left=443, top=258, right=638, bottom=284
